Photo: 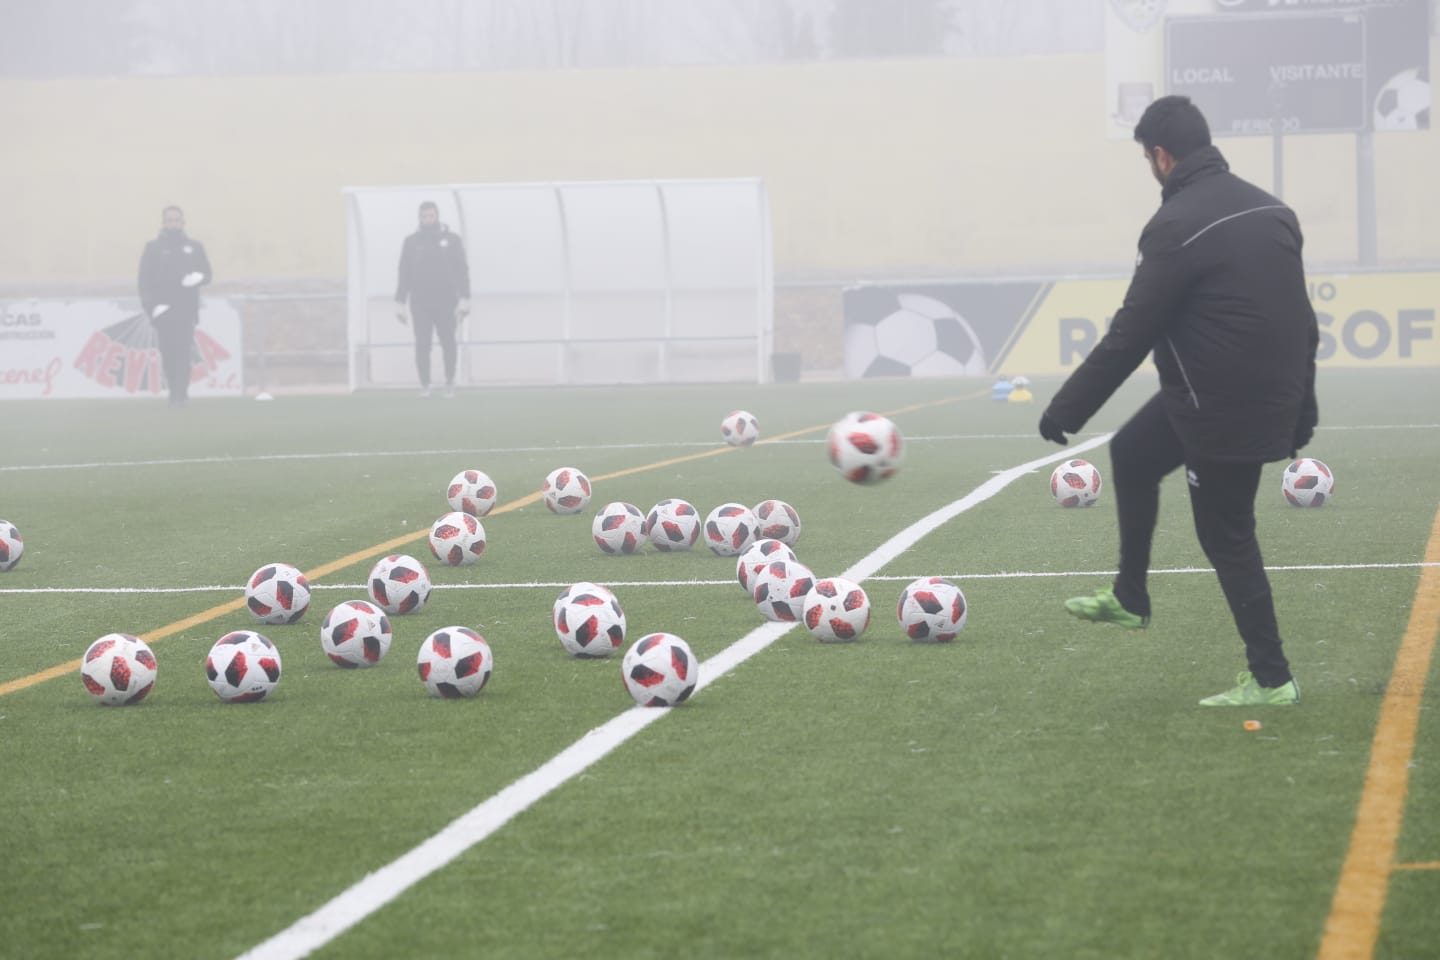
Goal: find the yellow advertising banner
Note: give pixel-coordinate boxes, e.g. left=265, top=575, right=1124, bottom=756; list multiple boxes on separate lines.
left=1000, top=271, right=1440, bottom=374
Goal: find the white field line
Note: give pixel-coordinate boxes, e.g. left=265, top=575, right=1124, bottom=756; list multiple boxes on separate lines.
left=4, top=562, right=1436, bottom=597
left=3, top=423, right=1433, bottom=473
left=232, top=436, right=1115, bottom=960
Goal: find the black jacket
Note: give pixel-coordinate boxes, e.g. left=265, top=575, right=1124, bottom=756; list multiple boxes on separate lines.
left=395, top=224, right=471, bottom=310
left=137, top=230, right=212, bottom=324
left=1046, top=145, right=1318, bottom=463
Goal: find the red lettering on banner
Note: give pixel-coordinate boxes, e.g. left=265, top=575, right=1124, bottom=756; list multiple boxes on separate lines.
left=123, top=347, right=149, bottom=393
left=95, top=341, right=124, bottom=388
left=0, top=357, right=62, bottom=396
left=73, top=331, right=108, bottom=379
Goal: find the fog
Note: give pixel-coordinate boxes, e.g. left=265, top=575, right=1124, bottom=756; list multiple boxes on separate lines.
left=0, top=0, right=1435, bottom=395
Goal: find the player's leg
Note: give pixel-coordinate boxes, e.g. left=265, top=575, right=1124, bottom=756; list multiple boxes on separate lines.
left=1189, top=460, right=1297, bottom=704
left=155, top=318, right=191, bottom=405
left=434, top=311, right=458, bottom=395
left=412, top=307, right=436, bottom=393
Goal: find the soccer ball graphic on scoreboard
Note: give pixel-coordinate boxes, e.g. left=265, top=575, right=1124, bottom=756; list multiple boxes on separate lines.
left=1282, top=458, right=1335, bottom=508
left=79, top=633, right=158, bottom=706
left=844, top=293, right=987, bottom=379
left=621, top=632, right=698, bottom=707
left=1373, top=67, right=1430, bottom=131
left=245, top=562, right=311, bottom=625
left=1051, top=460, right=1102, bottom=508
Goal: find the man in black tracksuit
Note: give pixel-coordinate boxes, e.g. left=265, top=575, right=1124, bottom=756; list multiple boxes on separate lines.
left=1039, top=96, right=1318, bottom=707
left=137, top=205, right=212, bottom=406
left=394, top=201, right=471, bottom=397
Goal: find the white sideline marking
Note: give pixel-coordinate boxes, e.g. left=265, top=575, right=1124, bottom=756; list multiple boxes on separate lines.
left=4, top=562, right=1436, bottom=598
left=4, top=423, right=1432, bottom=473
left=232, top=436, right=1113, bottom=960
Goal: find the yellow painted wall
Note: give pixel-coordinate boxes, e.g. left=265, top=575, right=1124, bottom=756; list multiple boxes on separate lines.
left=2, top=45, right=1436, bottom=287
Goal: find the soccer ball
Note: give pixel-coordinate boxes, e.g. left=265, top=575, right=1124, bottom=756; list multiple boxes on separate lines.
left=704, top=502, right=758, bottom=557
left=897, top=576, right=969, bottom=642
left=0, top=520, right=23, bottom=571
left=621, top=633, right=698, bottom=707
left=828, top=411, right=905, bottom=484
left=417, top=626, right=493, bottom=699
left=1051, top=460, right=1102, bottom=508
left=447, top=469, right=497, bottom=517
left=543, top=466, right=592, bottom=514
left=736, top=538, right=797, bottom=593
left=205, top=630, right=282, bottom=703
left=428, top=511, right=487, bottom=567
left=367, top=553, right=432, bottom=615
left=752, top=558, right=816, bottom=623
left=592, top=501, right=648, bottom=555
left=245, top=562, right=311, bottom=624
left=1374, top=67, right=1430, bottom=131
left=720, top=410, right=760, bottom=447
left=803, top=577, right=871, bottom=643
left=646, top=499, right=701, bottom=552
left=553, top=581, right=627, bottom=658
left=844, top=293, right=987, bottom=378
left=320, top=599, right=393, bottom=668
left=79, top=633, right=157, bottom=706
left=1282, top=458, right=1335, bottom=508
left=752, top=499, right=801, bottom=546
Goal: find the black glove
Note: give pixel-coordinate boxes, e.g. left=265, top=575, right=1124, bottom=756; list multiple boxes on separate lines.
left=1039, top=412, right=1068, bottom=445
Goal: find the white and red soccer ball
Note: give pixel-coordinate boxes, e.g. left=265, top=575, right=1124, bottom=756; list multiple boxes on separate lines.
left=704, top=502, right=758, bottom=557
left=828, top=411, right=905, bottom=484
left=543, top=467, right=592, bottom=514
left=803, top=577, right=871, bottom=643
left=897, top=576, right=968, bottom=642
left=79, top=633, right=157, bottom=706
left=1282, top=458, right=1335, bottom=508
left=417, top=626, right=493, bottom=699
left=367, top=553, right=432, bottom=615
left=622, top=632, right=698, bottom=707
left=1050, top=459, right=1102, bottom=508
left=206, top=630, right=282, bottom=703
left=320, top=599, right=393, bottom=668
left=736, top=538, right=797, bottom=593
left=752, top=558, right=816, bottom=623
left=245, top=562, right=311, bottom=625
left=0, top=520, right=23, bottom=571
left=553, top=581, right=627, bottom=658
left=752, top=499, right=801, bottom=546
left=720, top=409, right=760, bottom=447
left=646, top=499, right=701, bottom=552
left=428, top=511, right=487, bottom=567
left=447, top=469, right=497, bottom=517
left=592, top=502, right=648, bottom=555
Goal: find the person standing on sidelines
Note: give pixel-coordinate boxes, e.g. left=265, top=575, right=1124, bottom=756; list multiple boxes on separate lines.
left=1038, top=95, right=1319, bottom=707
left=137, top=205, right=212, bottom=406
left=394, top=201, right=471, bottom=397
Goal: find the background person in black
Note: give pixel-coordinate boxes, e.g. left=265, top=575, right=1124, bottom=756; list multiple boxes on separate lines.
left=137, top=205, right=212, bottom=406
left=394, top=201, right=471, bottom=397
left=1038, top=95, right=1319, bottom=708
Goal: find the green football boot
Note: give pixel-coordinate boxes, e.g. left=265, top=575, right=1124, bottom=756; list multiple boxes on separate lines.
left=1063, top=586, right=1149, bottom=629
left=1199, top=671, right=1300, bottom=707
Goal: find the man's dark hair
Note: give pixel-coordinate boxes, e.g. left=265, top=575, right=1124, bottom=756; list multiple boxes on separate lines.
left=1133, top=95, right=1212, bottom=159
left=162, top=204, right=183, bottom=217
left=418, top=201, right=438, bottom=215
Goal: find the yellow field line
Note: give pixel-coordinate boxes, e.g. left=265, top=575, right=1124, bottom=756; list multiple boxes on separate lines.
left=0, top=393, right=977, bottom=699
left=1317, top=502, right=1440, bottom=960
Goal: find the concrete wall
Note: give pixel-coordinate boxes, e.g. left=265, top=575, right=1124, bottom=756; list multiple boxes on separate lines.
left=2, top=45, right=1436, bottom=290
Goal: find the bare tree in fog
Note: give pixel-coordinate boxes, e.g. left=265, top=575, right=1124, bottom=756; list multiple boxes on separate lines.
left=828, top=0, right=959, bottom=57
